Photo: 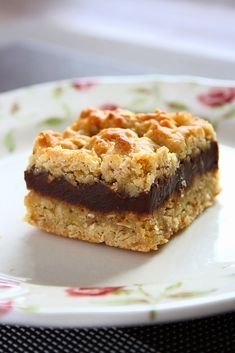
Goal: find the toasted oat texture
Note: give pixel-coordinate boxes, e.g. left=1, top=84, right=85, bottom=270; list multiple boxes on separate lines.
left=25, top=171, right=220, bottom=252
left=24, top=107, right=220, bottom=252
left=27, top=108, right=215, bottom=196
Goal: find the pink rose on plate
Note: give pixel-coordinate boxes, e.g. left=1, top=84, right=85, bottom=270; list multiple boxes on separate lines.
left=0, top=279, right=20, bottom=288
left=0, top=300, right=13, bottom=314
left=66, top=286, right=123, bottom=297
left=99, top=103, right=119, bottom=111
left=72, top=81, right=97, bottom=91
left=198, top=88, right=235, bottom=107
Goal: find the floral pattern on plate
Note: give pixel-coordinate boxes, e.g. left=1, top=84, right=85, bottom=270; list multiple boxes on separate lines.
left=0, top=75, right=235, bottom=326
left=0, top=76, right=235, bottom=156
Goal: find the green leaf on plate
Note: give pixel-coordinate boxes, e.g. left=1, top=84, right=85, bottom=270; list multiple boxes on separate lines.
left=164, top=282, right=182, bottom=293
left=4, top=130, right=16, bottom=152
left=53, top=86, right=63, bottom=98
left=129, top=96, right=149, bottom=108
left=21, top=305, right=39, bottom=313
left=39, top=103, right=71, bottom=127
left=223, top=107, right=235, bottom=119
left=112, top=289, right=133, bottom=295
left=39, top=117, right=66, bottom=127
left=105, top=298, right=149, bottom=305
left=132, top=84, right=159, bottom=96
left=167, top=289, right=216, bottom=299
left=131, top=87, right=152, bottom=94
left=167, top=102, right=188, bottom=110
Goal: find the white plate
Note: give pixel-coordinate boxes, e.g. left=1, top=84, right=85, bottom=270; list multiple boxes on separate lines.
left=0, top=75, right=235, bottom=327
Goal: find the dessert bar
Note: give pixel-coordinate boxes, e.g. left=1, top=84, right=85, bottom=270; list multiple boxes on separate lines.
left=24, top=108, right=220, bottom=251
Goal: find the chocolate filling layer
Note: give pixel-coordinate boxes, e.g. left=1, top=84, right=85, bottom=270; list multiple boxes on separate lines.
left=25, top=141, right=218, bottom=214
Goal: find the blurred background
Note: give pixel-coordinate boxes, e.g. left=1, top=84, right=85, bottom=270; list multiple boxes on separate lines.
left=0, top=0, right=234, bottom=92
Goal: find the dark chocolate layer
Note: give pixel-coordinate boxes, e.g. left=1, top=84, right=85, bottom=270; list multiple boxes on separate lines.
left=25, top=141, right=218, bottom=214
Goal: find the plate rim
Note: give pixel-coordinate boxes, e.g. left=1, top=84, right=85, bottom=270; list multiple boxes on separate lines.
left=0, top=74, right=235, bottom=327
left=1, top=73, right=235, bottom=96
left=1, top=290, right=235, bottom=327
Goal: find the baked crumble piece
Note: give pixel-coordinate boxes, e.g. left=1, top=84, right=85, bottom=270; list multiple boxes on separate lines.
left=24, top=108, right=220, bottom=252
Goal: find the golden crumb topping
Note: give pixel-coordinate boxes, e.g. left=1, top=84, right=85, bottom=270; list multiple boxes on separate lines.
left=28, top=107, right=216, bottom=196
left=36, top=108, right=215, bottom=157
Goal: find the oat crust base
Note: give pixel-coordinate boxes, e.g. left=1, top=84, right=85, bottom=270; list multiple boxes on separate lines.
left=24, top=171, right=220, bottom=252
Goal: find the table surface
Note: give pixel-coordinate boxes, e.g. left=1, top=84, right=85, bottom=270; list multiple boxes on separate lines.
left=0, top=312, right=235, bottom=353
